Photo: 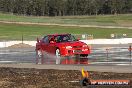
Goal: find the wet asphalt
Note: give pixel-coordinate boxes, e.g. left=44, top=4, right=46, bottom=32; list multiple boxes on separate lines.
left=0, top=44, right=132, bottom=65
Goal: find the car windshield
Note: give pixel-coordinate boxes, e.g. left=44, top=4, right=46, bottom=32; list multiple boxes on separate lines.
left=55, top=34, right=77, bottom=43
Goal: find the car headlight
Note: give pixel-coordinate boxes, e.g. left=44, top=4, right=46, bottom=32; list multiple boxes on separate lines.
left=83, top=45, right=88, bottom=48
left=66, top=46, right=72, bottom=49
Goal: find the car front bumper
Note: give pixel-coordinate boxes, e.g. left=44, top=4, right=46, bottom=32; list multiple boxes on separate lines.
left=60, top=48, right=90, bottom=57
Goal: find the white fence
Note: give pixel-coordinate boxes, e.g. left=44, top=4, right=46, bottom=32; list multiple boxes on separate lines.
left=0, top=38, right=132, bottom=48
left=81, top=38, right=132, bottom=45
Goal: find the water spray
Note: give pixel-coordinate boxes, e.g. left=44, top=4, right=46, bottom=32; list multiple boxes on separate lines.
left=36, top=50, right=60, bottom=64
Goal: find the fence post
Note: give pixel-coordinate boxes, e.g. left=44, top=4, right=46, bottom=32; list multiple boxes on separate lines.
left=22, top=34, right=23, bottom=44
left=129, top=45, right=132, bottom=64
left=106, top=48, right=109, bottom=59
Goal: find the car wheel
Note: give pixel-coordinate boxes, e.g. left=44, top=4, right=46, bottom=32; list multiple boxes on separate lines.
left=55, top=49, right=61, bottom=64
left=55, top=49, right=61, bottom=57
left=37, top=50, right=42, bottom=58
left=36, top=50, right=42, bottom=64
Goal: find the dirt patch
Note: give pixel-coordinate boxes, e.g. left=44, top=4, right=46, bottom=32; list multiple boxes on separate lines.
left=8, top=43, right=33, bottom=48
left=0, top=20, right=132, bottom=29
left=117, top=20, right=132, bottom=27
left=0, top=67, right=131, bottom=88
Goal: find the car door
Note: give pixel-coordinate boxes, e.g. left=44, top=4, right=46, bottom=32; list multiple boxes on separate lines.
left=47, top=36, right=56, bottom=54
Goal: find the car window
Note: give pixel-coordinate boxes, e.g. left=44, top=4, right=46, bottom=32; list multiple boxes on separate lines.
left=55, top=34, right=77, bottom=43
left=54, top=36, right=61, bottom=43
left=42, top=35, right=54, bottom=44
left=70, top=35, right=76, bottom=41
left=62, top=35, right=69, bottom=42
left=42, top=36, right=49, bottom=44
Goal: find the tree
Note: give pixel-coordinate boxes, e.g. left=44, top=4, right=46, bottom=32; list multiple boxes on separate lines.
left=108, top=0, right=126, bottom=14
left=0, top=0, right=131, bottom=16
left=0, top=0, right=13, bottom=13
left=123, top=0, right=132, bottom=13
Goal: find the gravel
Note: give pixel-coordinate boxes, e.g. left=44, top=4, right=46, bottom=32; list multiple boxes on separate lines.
left=0, top=67, right=131, bottom=88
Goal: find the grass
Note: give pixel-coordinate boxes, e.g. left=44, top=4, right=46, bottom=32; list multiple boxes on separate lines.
left=0, top=13, right=132, bottom=40
left=0, top=23, right=131, bottom=40
left=0, top=13, right=132, bottom=26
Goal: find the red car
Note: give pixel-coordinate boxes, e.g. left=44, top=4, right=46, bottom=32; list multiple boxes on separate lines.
left=36, top=34, right=91, bottom=59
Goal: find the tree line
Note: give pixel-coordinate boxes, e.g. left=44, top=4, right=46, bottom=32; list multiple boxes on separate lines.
left=0, top=0, right=132, bottom=16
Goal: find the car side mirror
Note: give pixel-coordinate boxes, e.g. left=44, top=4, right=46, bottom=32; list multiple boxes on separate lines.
left=77, top=38, right=80, bottom=41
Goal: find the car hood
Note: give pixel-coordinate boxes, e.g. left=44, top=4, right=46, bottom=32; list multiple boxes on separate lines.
left=56, top=41, right=86, bottom=47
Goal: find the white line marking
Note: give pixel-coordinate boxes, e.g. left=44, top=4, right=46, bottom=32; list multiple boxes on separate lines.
left=0, top=61, right=16, bottom=63
left=69, top=81, right=79, bottom=83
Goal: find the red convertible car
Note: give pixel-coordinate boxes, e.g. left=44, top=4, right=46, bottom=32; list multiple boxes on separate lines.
left=36, top=34, right=91, bottom=59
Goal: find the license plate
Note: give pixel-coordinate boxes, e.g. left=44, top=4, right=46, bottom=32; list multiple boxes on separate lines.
left=74, top=50, right=82, bottom=53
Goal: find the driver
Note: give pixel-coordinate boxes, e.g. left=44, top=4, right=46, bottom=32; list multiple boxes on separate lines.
left=49, top=38, right=55, bottom=43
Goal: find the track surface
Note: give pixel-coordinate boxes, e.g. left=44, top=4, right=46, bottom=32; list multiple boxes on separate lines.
left=0, top=63, right=132, bottom=73
left=0, top=44, right=132, bottom=73
left=0, top=44, right=131, bottom=64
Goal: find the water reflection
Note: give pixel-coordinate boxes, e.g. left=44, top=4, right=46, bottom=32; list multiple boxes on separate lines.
left=0, top=46, right=132, bottom=65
